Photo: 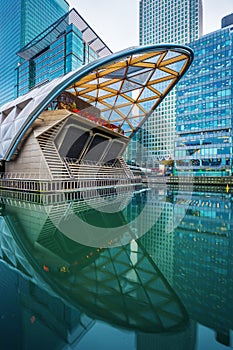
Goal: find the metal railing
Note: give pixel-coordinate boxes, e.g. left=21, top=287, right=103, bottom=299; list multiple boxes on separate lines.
left=0, top=174, right=142, bottom=193
left=64, top=157, right=123, bottom=168
left=0, top=172, right=49, bottom=180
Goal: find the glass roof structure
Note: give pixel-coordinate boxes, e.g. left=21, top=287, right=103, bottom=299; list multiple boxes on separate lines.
left=0, top=44, right=193, bottom=161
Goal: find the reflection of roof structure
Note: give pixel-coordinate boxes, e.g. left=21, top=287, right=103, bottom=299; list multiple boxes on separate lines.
left=17, top=9, right=112, bottom=60
left=0, top=215, right=95, bottom=347
left=0, top=195, right=189, bottom=333
left=61, top=243, right=188, bottom=333
left=0, top=44, right=193, bottom=161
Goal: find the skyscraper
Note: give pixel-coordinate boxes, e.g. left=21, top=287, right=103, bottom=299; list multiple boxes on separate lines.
left=174, top=17, right=233, bottom=176
left=133, top=0, right=203, bottom=163
left=0, top=0, right=69, bottom=106
left=16, top=9, right=112, bottom=98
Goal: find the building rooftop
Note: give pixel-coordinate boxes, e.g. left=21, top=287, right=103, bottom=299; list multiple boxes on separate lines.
left=17, top=8, right=112, bottom=60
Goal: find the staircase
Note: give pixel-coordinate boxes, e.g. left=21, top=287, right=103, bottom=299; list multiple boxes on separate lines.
left=118, top=157, right=134, bottom=178
left=37, top=204, right=67, bottom=256
left=64, top=159, right=128, bottom=179
left=37, top=122, right=71, bottom=180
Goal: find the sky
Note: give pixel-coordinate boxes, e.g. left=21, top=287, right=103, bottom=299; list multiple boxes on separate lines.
left=67, top=0, right=233, bottom=52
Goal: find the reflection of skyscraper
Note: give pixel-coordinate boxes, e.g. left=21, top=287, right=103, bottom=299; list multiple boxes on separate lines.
left=138, top=189, right=233, bottom=347
left=173, top=192, right=233, bottom=346
left=139, top=189, right=175, bottom=285
left=0, top=0, right=69, bottom=105
left=0, top=260, right=94, bottom=349
left=136, top=320, right=196, bottom=350
left=135, top=0, right=203, bottom=161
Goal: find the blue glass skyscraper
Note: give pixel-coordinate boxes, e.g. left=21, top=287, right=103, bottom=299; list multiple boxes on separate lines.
left=175, top=17, right=233, bottom=176
left=0, top=0, right=69, bottom=106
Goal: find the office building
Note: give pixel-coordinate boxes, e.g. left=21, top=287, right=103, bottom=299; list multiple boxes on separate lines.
left=127, top=0, right=203, bottom=164
left=0, top=0, right=69, bottom=106
left=16, top=9, right=112, bottom=97
left=174, top=17, right=233, bottom=176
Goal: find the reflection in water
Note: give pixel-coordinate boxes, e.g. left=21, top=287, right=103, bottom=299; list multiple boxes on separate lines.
left=139, top=190, right=233, bottom=348
left=0, top=188, right=232, bottom=349
left=0, top=189, right=189, bottom=350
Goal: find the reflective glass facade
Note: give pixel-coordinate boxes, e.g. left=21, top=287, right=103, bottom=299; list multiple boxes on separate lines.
left=16, top=23, right=98, bottom=96
left=175, top=26, right=233, bottom=176
left=0, top=0, right=69, bottom=106
left=15, top=9, right=111, bottom=98
left=126, top=0, right=203, bottom=164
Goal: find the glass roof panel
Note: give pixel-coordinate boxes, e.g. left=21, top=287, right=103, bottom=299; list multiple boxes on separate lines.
left=97, top=89, right=112, bottom=97
left=107, top=80, right=122, bottom=91
left=83, top=78, right=98, bottom=86
left=121, top=91, right=134, bottom=102
left=127, top=104, right=140, bottom=117
left=115, top=95, right=130, bottom=105
left=73, top=85, right=85, bottom=92
left=150, top=80, right=172, bottom=94
left=129, top=116, right=145, bottom=127
left=164, top=51, right=181, bottom=60
left=120, top=80, right=142, bottom=93
left=101, top=110, right=112, bottom=119
left=121, top=121, right=132, bottom=132
left=130, top=51, right=160, bottom=65
left=82, top=90, right=97, bottom=98
left=140, top=99, right=156, bottom=111
left=144, top=54, right=163, bottom=64
left=105, top=67, right=127, bottom=79
left=138, top=87, right=155, bottom=101
left=139, top=101, right=153, bottom=113
left=150, top=69, right=172, bottom=81
left=116, top=104, right=132, bottom=115
left=131, top=88, right=142, bottom=102
left=109, top=118, right=124, bottom=123
left=128, top=70, right=153, bottom=85
left=109, top=110, right=122, bottom=120
left=101, top=95, right=117, bottom=105
left=166, top=60, right=187, bottom=72
left=94, top=101, right=106, bottom=110
left=126, top=65, right=146, bottom=78
left=98, top=77, right=116, bottom=84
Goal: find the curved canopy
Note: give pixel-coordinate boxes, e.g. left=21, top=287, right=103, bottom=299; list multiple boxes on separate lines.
left=0, top=44, right=193, bottom=161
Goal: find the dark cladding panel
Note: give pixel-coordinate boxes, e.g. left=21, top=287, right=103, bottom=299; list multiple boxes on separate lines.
left=82, top=134, right=110, bottom=163
left=101, top=140, right=126, bottom=165
left=221, top=13, right=233, bottom=28
left=56, top=125, right=91, bottom=159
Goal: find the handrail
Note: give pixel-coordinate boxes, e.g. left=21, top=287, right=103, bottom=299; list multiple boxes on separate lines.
left=0, top=172, right=140, bottom=181
left=0, top=172, right=49, bottom=180
left=64, top=157, right=123, bottom=168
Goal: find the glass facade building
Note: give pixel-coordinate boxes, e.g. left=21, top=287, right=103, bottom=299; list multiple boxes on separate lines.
left=16, top=10, right=111, bottom=97
left=0, top=0, right=69, bottom=106
left=175, top=23, right=233, bottom=176
left=126, top=0, right=203, bottom=165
